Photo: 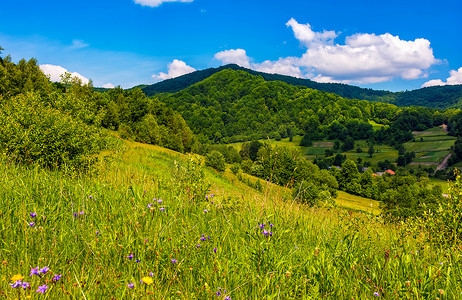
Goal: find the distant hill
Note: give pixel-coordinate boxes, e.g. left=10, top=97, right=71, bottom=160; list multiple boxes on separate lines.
left=137, top=64, right=462, bottom=110
left=137, top=64, right=394, bottom=101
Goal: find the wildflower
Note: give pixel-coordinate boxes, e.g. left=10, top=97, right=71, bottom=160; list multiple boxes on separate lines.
left=79, top=211, right=84, bottom=215
left=149, top=271, right=154, bottom=276
left=270, top=223, right=274, bottom=228
left=224, top=296, right=231, bottom=300
left=127, top=254, right=134, bottom=260
left=73, top=212, right=78, bottom=217
left=262, top=229, right=269, bottom=237
left=204, top=209, right=208, bottom=213
left=259, top=224, right=265, bottom=230
left=96, top=231, right=100, bottom=235
left=27, top=222, right=35, bottom=227
left=127, top=283, right=135, bottom=288
left=10, top=280, right=22, bottom=288
left=147, top=203, right=153, bottom=208
left=439, top=262, right=443, bottom=265
left=373, top=292, right=380, bottom=296
left=213, top=248, right=217, bottom=254
left=160, top=207, right=165, bottom=212
left=157, top=199, right=162, bottom=204
left=200, top=236, right=207, bottom=241
left=11, top=274, right=24, bottom=282
left=196, top=244, right=200, bottom=248
left=29, top=267, right=40, bottom=277
left=36, top=284, right=49, bottom=293
left=39, top=266, right=50, bottom=274
left=136, top=259, right=141, bottom=263
left=21, top=281, right=30, bottom=290
left=171, top=258, right=177, bottom=264
left=142, top=276, right=153, bottom=285
left=52, top=274, right=61, bottom=282
left=30, top=212, right=37, bottom=218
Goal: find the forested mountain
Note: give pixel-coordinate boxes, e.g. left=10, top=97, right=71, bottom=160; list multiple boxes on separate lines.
left=156, top=69, right=456, bottom=145
left=139, top=64, right=462, bottom=109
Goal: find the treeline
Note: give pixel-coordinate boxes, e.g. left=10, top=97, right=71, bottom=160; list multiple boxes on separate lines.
left=157, top=69, right=458, bottom=148
left=221, top=140, right=443, bottom=218
left=0, top=48, right=196, bottom=169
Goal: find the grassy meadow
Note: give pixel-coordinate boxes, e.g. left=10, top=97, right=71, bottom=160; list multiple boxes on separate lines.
left=1, top=138, right=462, bottom=299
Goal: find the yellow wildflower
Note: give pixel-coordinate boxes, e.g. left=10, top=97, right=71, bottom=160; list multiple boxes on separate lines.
left=11, top=274, right=24, bottom=282
left=142, top=276, right=153, bottom=285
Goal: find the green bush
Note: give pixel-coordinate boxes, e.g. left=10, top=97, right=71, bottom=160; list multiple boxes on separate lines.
left=0, top=92, right=105, bottom=169
left=205, top=150, right=226, bottom=171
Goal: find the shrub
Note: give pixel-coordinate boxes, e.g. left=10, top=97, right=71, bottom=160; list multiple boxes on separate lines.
left=0, top=92, right=105, bottom=169
left=205, top=151, right=226, bottom=171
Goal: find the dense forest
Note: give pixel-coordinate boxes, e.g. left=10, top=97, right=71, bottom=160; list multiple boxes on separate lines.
left=140, top=64, right=462, bottom=110
left=156, top=69, right=459, bottom=147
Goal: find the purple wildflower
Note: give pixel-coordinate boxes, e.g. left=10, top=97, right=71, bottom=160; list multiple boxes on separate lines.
left=39, top=266, right=50, bottom=274
left=270, top=223, right=274, bottom=228
left=213, top=247, right=217, bottom=254
left=52, top=274, right=61, bottom=282
left=204, top=209, right=208, bottom=213
left=149, top=271, right=154, bottom=276
left=96, top=231, right=100, bottom=235
left=30, top=212, right=37, bottom=218
left=206, top=195, right=209, bottom=200
left=157, top=199, right=162, bottom=204
left=36, top=284, right=49, bottom=294
left=127, top=254, right=134, bottom=260
left=10, top=280, right=22, bottom=288
left=73, top=212, right=78, bottom=217
left=196, top=244, right=200, bottom=248
left=262, top=229, right=269, bottom=237
left=160, top=207, right=165, bottom=212
left=147, top=203, right=153, bottom=208
left=373, top=292, right=380, bottom=296
left=211, top=194, right=214, bottom=198
left=21, top=281, right=30, bottom=290
left=200, top=236, right=207, bottom=241
left=136, top=259, right=141, bottom=263
left=29, top=267, right=40, bottom=277
left=259, top=224, right=265, bottom=230
left=127, top=283, right=135, bottom=288
left=224, top=296, right=231, bottom=300
left=171, top=258, right=177, bottom=264
left=27, top=222, right=35, bottom=227
left=79, top=211, right=84, bottom=215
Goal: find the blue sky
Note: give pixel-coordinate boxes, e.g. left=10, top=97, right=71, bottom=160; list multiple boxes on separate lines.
left=1, top=0, right=461, bottom=91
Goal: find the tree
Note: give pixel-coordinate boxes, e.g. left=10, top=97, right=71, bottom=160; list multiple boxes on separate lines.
left=368, top=145, right=374, bottom=158
left=341, top=136, right=355, bottom=152
left=205, top=151, right=226, bottom=171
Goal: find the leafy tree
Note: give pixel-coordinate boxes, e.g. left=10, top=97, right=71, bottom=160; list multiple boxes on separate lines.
left=205, top=151, right=226, bottom=171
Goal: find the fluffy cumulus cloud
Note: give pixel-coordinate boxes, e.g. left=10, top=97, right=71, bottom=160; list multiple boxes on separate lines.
left=134, top=0, right=193, bottom=7
left=103, top=83, right=115, bottom=89
left=214, top=49, right=303, bottom=78
left=152, top=59, right=196, bottom=81
left=39, top=64, right=90, bottom=84
left=215, top=19, right=439, bottom=84
left=422, top=67, right=462, bottom=87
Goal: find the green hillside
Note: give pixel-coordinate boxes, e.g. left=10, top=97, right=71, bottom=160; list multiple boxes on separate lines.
left=140, top=64, right=462, bottom=110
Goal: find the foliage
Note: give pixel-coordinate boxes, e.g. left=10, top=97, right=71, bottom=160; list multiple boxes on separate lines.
left=0, top=92, right=106, bottom=169
left=205, top=150, right=226, bottom=172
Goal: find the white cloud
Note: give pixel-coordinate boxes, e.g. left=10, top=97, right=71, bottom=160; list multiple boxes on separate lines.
left=103, top=83, right=115, bottom=89
left=215, top=19, right=439, bottom=85
left=39, top=64, right=90, bottom=85
left=152, top=59, right=196, bottom=81
left=214, top=49, right=251, bottom=68
left=214, top=49, right=303, bottom=78
left=70, top=39, right=89, bottom=49
left=422, top=67, right=462, bottom=87
left=134, top=0, right=193, bottom=7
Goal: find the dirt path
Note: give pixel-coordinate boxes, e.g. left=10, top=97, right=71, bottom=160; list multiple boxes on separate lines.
left=434, top=152, right=452, bottom=174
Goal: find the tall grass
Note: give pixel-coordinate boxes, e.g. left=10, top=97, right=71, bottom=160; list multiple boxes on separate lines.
left=1, top=144, right=461, bottom=299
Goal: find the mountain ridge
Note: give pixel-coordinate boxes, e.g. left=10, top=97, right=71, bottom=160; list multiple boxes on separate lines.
left=136, top=64, right=462, bottom=110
